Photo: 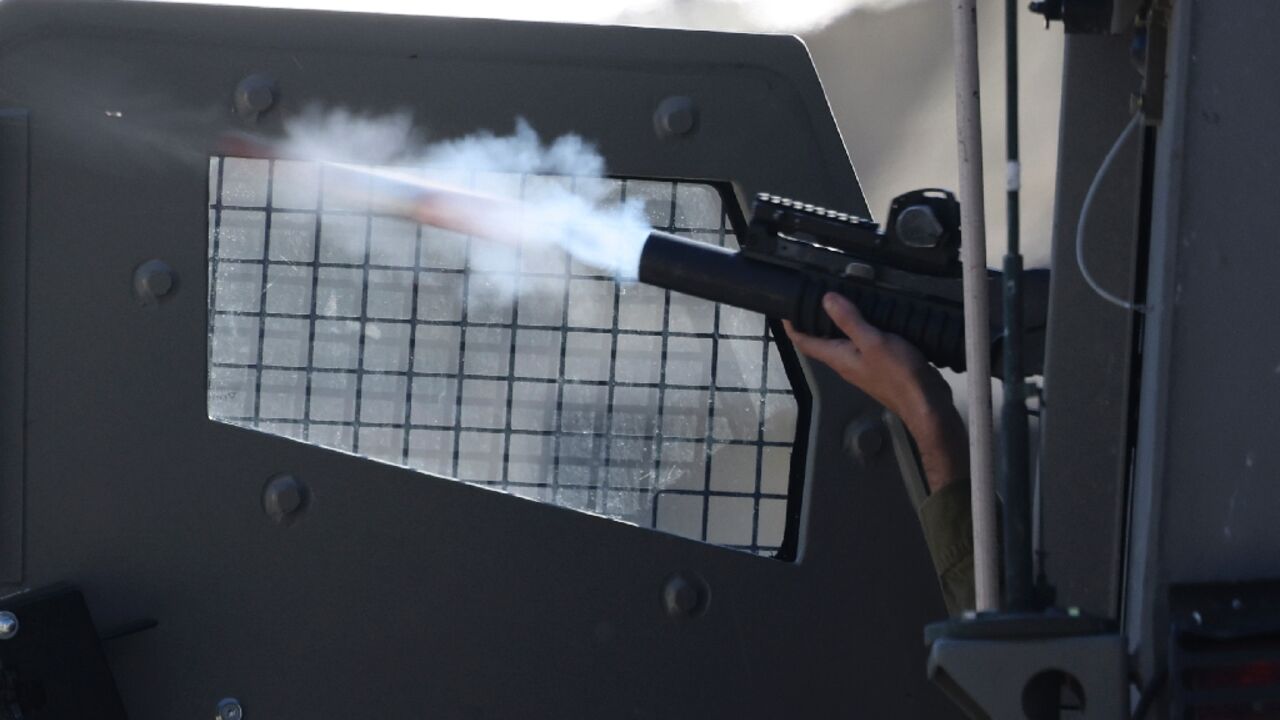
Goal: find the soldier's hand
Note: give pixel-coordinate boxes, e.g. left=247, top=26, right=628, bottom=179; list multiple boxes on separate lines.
left=784, top=293, right=967, bottom=492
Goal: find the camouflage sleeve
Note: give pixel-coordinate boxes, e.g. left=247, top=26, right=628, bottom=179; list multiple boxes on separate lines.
left=917, top=479, right=975, bottom=617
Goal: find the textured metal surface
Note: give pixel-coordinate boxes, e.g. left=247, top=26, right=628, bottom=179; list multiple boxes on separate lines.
left=0, top=1, right=950, bottom=716
left=1141, top=0, right=1280, bottom=585
left=1036, top=33, right=1144, bottom=619
left=1127, top=0, right=1280, bottom=695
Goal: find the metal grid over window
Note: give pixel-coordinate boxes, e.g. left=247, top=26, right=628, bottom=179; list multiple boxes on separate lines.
left=207, top=157, right=799, bottom=554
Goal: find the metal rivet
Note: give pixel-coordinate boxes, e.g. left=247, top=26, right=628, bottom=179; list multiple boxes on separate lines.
left=0, top=611, right=18, bottom=640
left=263, top=474, right=307, bottom=525
left=133, top=259, right=176, bottom=306
left=844, top=420, right=885, bottom=464
left=234, top=73, right=277, bottom=121
left=662, top=574, right=708, bottom=619
left=216, top=697, right=244, bottom=720
left=653, top=96, right=698, bottom=139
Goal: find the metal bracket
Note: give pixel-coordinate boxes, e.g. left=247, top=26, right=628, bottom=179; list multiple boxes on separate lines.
left=0, top=585, right=128, bottom=719
left=926, top=615, right=1128, bottom=719
left=884, top=410, right=929, bottom=513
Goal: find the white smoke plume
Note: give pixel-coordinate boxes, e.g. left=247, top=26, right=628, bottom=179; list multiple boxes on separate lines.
left=280, top=107, right=652, bottom=284
left=618, top=0, right=923, bottom=33
left=141, top=0, right=922, bottom=33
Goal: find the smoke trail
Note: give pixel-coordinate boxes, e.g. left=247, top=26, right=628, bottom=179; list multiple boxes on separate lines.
left=279, top=107, right=652, bottom=284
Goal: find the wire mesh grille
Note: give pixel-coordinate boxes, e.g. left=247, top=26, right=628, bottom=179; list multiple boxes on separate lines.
left=207, top=157, right=798, bottom=554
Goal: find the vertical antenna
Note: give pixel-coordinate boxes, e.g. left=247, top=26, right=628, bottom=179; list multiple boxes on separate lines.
left=952, top=0, right=999, bottom=612
left=1001, top=0, right=1035, bottom=612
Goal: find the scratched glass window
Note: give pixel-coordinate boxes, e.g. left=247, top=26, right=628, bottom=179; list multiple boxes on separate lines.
left=207, top=157, right=799, bottom=555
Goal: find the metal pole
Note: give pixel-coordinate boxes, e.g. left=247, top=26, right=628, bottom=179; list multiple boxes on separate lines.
left=952, top=0, right=999, bottom=612
left=1001, top=0, right=1034, bottom=611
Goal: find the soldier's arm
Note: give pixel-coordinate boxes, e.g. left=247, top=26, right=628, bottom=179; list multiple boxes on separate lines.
left=784, top=292, right=974, bottom=615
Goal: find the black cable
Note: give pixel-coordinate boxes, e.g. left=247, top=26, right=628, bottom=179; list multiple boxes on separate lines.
left=1000, top=0, right=1035, bottom=611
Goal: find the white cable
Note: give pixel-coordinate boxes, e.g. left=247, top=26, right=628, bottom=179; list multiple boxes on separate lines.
left=1076, top=113, right=1148, bottom=312
left=951, top=0, right=999, bottom=613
